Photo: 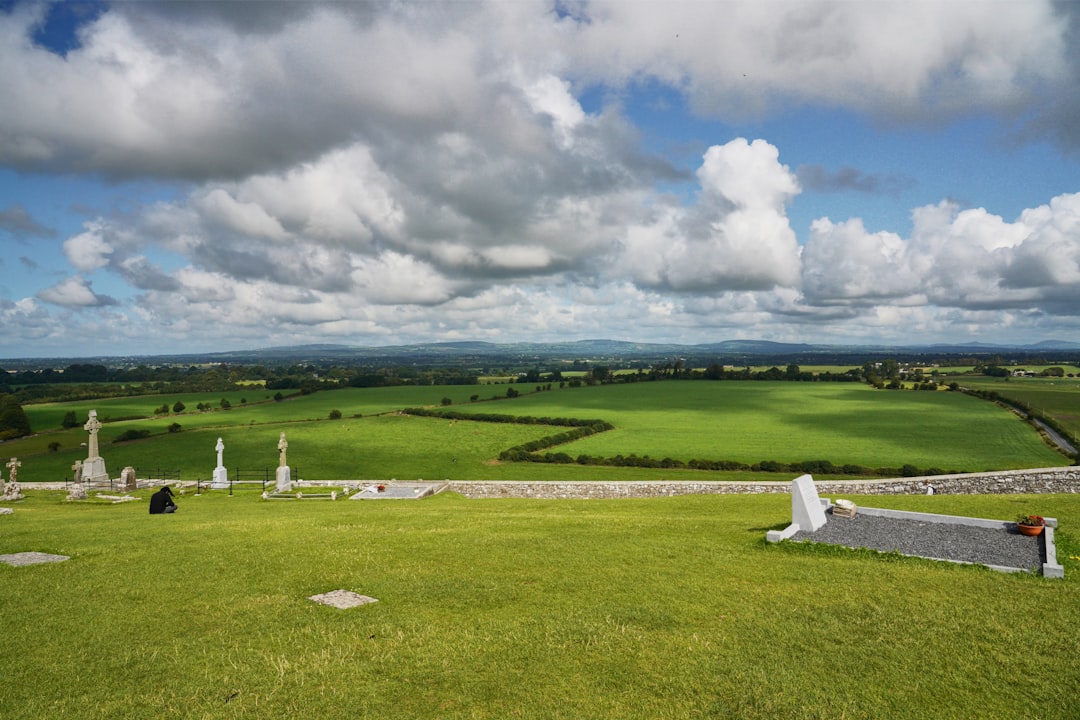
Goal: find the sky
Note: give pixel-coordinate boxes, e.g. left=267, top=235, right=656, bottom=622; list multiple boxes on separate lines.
left=1, top=0, right=1079, bottom=358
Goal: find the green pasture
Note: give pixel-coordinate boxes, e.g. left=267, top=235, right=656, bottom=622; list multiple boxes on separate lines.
left=22, top=386, right=500, bottom=435
left=1, top=490, right=1078, bottom=719
left=447, top=382, right=1069, bottom=472
left=961, top=375, right=1080, bottom=441
left=4, top=381, right=1072, bottom=483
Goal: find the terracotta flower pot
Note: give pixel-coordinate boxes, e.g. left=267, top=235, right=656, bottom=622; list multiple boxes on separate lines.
left=1017, top=523, right=1044, bottom=536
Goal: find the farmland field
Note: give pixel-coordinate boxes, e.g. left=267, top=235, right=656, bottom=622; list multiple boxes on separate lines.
left=960, top=375, right=1080, bottom=441
left=445, top=382, right=1068, bottom=472
left=4, top=381, right=1070, bottom=483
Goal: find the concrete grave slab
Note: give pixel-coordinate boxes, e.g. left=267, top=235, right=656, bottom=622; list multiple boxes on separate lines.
left=308, top=589, right=378, bottom=609
left=0, top=552, right=70, bottom=567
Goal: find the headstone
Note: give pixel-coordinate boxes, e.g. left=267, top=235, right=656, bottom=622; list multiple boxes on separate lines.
left=791, top=473, right=828, bottom=532
left=117, top=466, right=137, bottom=492
left=1, top=457, right=24, bottom=501
left=67, top=459, right=87, bottom=500
left=81, top=410, right=109, bottom=485
left=211, top=437, right=229, bottom=489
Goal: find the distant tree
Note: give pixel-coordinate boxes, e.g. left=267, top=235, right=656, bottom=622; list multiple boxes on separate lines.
left=168, top=423, right=182, bottom=433
left=155, top=403, right=170, bottom=415
left=48, top=441, right=61, bottom=452
left=61, top=410, right=80, bottom=428
left=0, top=395, right=32, bottom=440
left=329, top=409, right=342, bottom=419
left=441, top=397, right=452, bottom=406
left=220, top=399, right=232, bottom=410
left=470, top=394, right=479, bottom=402
left=172, top=401, right=186, bottom=413
left=506, top=387, right=520, bottom=398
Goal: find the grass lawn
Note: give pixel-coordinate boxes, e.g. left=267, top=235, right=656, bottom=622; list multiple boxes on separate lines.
left=1, top=489, right=1078, bottom=719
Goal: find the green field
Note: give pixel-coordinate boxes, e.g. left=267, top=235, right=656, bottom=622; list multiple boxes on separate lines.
left=960, top=375, right=1080, bottom=441
left=1, top=489, right=1078, bottom=719
left=446, top=382, right=1068, bottom=472
left=3, top=381, right=1071, bottom=483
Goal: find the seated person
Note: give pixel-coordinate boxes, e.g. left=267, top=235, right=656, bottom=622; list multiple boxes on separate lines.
left=149, top=485, right=177, bottom=514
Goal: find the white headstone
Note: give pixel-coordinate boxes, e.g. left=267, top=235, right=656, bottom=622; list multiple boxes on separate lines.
left=211, top=437, right=229, bottom=489
left=791, top=474, right=827, bottom=532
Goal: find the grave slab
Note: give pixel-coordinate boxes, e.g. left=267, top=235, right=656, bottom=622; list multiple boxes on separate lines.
left=308, top=589, right=378, bottom=609
left=0, top=552, right=70, bottom=567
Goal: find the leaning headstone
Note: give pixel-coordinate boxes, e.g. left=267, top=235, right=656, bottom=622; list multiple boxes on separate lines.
left=275, top=432, right=292, bottom=492
left=766, top=474, right=829, bottom=542
left=211, top=437, right=229, bottom=489
left=117, top=466, right=137, bottom=492
left=81, top=410, right=109, bottom=485
left=791, top=473, right=828, bottom=532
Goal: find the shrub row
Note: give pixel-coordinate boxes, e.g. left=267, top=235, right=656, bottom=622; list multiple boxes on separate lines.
left=521, top=452, right=961, bottom=478
left=401, top=407, right=609, bottom=428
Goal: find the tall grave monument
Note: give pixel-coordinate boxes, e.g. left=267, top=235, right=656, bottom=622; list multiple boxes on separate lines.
left=275, top=432, right=292, bottom=492
left=81, top=410, right=109, bottom=485
left=211, top=437, right=229, bottom=489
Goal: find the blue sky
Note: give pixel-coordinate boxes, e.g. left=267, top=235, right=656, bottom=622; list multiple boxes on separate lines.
left=1, top=0, right=1078, bottom=358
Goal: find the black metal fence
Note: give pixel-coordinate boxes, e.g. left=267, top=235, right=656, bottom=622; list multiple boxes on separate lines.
left=194, top=467, right=297, bottom=495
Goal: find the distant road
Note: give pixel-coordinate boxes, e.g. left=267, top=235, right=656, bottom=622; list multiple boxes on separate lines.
left=1033, top=418, right=1077, bottom=456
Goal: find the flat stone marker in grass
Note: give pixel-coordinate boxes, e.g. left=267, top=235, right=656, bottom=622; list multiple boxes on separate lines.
left=0, top=552, right=70, bottom=567
left=308, top=589, right=378, bottom=609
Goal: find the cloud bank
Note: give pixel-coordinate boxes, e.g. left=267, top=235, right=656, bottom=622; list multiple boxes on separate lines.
left=1, top=1, right=1078, bottom=354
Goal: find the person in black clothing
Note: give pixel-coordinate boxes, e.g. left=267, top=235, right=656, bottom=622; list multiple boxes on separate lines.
left=149, top=485, right=177, bottom=514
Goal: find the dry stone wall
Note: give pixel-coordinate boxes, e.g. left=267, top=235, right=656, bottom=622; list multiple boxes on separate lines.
left=444, top=466, right=1079, bottom=499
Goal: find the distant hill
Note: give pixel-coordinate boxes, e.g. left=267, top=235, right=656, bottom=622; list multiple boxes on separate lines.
left=2, top=338, right=1077, bottom=370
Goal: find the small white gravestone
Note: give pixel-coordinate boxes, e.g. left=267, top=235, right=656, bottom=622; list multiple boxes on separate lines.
left=81, top=410, right=109, bottom=485
left=211, top=437, right=229, bottom=489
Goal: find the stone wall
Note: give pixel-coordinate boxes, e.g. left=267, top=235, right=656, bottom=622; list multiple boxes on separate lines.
left=444, top=466, right=1080, bottom=499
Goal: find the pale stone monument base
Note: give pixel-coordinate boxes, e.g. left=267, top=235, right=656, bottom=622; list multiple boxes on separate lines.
left=81, top=457, right=109, bottom=485
left=1, top=483, right=23, bottom=502
left=211, top=466, right=229, bottom=489
left=275, top=466, right=292, bottom=493
left=66, top=483, right=88, bottom=501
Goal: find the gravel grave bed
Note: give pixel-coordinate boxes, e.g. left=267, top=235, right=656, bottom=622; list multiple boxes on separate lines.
left=792, top=509, right=1043, bottom=571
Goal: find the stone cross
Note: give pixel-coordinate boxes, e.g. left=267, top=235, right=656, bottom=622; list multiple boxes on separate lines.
left=6, top=457, right=20, bottom=484
left=71, top=460, right=83, bottom=483
left=278, top=432, right=288, bottom=467
left=215, top=437, right=225, bottom=468
left=84, top=410, right=102, bottom=460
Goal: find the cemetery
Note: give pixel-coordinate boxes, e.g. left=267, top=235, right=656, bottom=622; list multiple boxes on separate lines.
left=1, top=398, right=1078, bottom=718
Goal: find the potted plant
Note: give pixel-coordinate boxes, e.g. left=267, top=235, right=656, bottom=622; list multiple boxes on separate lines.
left=1015, top=514, right=1045, bottom=536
